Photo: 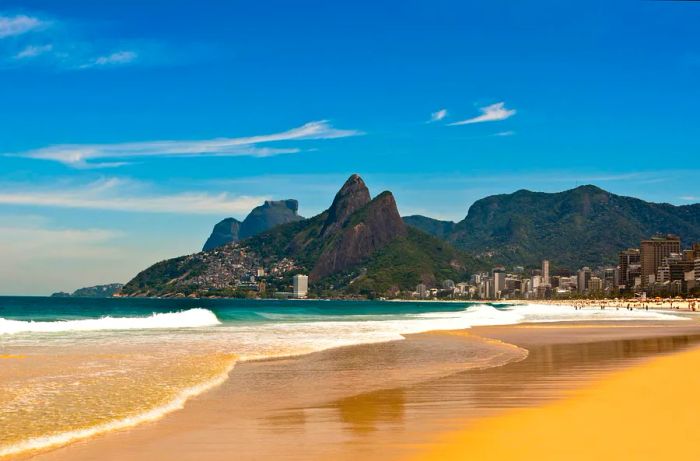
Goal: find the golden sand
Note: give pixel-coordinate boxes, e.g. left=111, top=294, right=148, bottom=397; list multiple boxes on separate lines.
left=413, top=344, right=700, bottom=461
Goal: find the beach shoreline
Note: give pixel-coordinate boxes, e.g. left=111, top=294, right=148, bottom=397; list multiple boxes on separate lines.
left=18, top=318, right=700, bottom=461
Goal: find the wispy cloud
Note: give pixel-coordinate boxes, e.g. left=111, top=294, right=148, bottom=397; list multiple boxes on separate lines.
left=680, top=196, right=699, bottom=202
left=9, top=120, right=363, bottom=168
left=428, top=109, right=448, bottom=123
left=80, top=50, right=138, bottom=68
left=448, top=102, right=516, bottom=126
left=0, top=12, right=159, bottom=70
left=14, top=43, right=53, bottom=59
left=0, top=178, right=271, bottom=215
left=493, top=130, right=515, bottom=137
left=0, top=14, right=44, bottom=39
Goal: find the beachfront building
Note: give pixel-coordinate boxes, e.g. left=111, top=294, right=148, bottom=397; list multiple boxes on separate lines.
left=542, top=260, right=550, bottom=286
left=415, top=283, right=428, bottom=299
left=577, top=267, right=592, bottom=294
left=640, top=234, right=681, bottom=288
left=293, top=274, right=309, bottom=298
left=589, top=276, right=603, bottom=294
left=618, top=248, right=642, bottom=292
left=492, top=267, right=506, bottom=299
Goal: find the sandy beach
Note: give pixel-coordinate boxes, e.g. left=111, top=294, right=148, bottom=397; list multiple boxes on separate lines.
left=15, top=318, right=700, bottom=461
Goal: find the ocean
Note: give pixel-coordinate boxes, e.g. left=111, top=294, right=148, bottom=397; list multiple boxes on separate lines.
left=0, top=297, right=686, bottom=457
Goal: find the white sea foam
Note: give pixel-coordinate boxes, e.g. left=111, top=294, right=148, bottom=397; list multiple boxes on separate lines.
left=499, top=303, right=688, bottom=323
left=210, top=303, right=688, bottom=362
left=0, top=308, right=220, bottom=335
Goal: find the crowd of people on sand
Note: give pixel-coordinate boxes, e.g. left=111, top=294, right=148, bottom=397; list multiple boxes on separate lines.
left=563, top=298, right=700, bottom=312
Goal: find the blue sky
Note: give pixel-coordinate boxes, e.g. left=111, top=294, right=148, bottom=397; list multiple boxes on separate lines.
left=1, top=0, right=699, bottom=294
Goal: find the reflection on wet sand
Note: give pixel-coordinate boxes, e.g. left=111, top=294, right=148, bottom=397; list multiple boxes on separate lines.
left=298, top=329, right=700, bottom=460
left=333, top=388, right=406, bottom=434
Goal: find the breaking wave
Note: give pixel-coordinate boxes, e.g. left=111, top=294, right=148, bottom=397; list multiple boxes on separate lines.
left=0, top=308, right=221, bottom=335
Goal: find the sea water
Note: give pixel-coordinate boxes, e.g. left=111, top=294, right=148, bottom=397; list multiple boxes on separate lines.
left=0, top=297, right=686, bottom=457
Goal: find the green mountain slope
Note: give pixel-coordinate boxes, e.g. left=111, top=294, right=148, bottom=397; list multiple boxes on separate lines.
left=404, top=185, right=700, bottom=270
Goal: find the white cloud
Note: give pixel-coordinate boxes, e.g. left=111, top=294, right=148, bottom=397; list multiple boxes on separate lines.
left=14, top=43, right=53, bottom=59
left=680, top=196, right=699, bottom=202
left=9, top=120, right=364, bottom=168
left=493, top=130, right=515, bottom=137
left=449, top=102, right=516, bottom=126
left=0, top=14, right=43, bottom=38
left=81, top=50, right=138, bottom=68
left=0, top=13, right=153, bottom=70
left=428, top=109, right=448, bottom=123
left=0, top=178, right=270, bottom=215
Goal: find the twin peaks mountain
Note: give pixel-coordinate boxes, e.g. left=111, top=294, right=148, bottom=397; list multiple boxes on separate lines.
left=122, top=175, right=476, bottom=297
left=202, top=199, right=303, bottom=250
left=405, top=185, right=700, bottom=271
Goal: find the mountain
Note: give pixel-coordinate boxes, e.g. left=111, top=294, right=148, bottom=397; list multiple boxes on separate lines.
left=202, top=218, right=241, bottom=251
left=51, top=283, right=124, bottom=298
left=403, top=215, right=456, bottom=240
left=122, top=175, right=482, bottom=298
left=404, top=185, right=700, bottom=271
left=202, top=199, right=303, bottom=250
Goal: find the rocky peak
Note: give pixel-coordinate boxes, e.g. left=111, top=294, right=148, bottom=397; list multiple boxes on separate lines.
left=203, top=217, right=242, bottom=251
left=311, top=190, right=407, bottom=280
left=320, top=174, right=371, bottom=237
left=239, top=199, right=303, bottom=239
left=262, top=199, right=299, bottom=212
left=203, top=199, right=303, bottom=250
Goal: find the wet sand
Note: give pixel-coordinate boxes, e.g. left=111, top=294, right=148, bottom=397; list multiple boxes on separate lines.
left=21, top=321, right=700, bottom=461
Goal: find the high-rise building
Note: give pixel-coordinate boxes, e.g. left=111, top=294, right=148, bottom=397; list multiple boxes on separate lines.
left=589, top=276, right=603, bottom=293
left=618, top=248, right=640, bottom=289
left=542, top=260, right=550, bottom=286
left=492, top=267, right=506, bottom=299
left=481, top=278, right=492, bottom=299
left=293, top=274, right=309, bottom=298
left=577, top=267, right=592, bottom=293
left=669, top=259, right=694, bottom=283
left=640, top=235, right=681, bottom=288
left=416, top=283, right=428, bottom=299
left=603, top=268, right=617, bottom=291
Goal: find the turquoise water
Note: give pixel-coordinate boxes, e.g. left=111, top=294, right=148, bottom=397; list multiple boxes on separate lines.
left=0, top=296, right=478, bottom=323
